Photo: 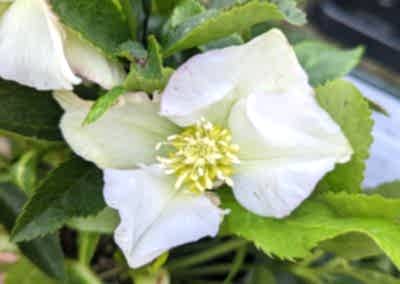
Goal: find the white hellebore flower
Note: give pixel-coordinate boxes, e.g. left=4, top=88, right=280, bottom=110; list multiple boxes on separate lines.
left=0, top=0, right=125, bottom=90
left=54, top=29, right=353, bottom=268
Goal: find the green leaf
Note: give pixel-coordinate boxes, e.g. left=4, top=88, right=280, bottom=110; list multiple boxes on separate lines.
left=152, top=0, right=180, bottom=15
left=83, top=86, right=126, bottom=125
left=0, top=80, right=63, bottom=141
left=5, top=259, right=102, bottom=284
left=65, top=261, right=102, bottom=284
left=78, top=232, right=100, bottom=266
left=210, top=0, right=245, bottom=9
left=319, top=233, right=382, bottom=261
left=5, top=258, right=56, bottom=284
left=162, top=0, right=288, bottom=57
left=67, top=207, right=119, bottom=234
left=49, top=0, right=130, bottom=55
left=124, top=36, right=174, bottom=93
left=199, top=34, right=244, bottom=51
left=270, top=0, right=306, bottom=25
left=10, top=150, right=40, bottom=196
left=11, top=156, right=105, bottom=242
left=163, top=0, right=205, bottom=30
left=337, top=267, right=400, bottom=284
left=210, top=0, right=306, bottom=25
left=316, top=80, right=373, bottom=193
left=221, top=190, right=400, bottom=269
left=294, top=41, right=364, bottom=86
left=0, top=183, right=65, bottom=280
left=17, top=236, right=65, bottom=280
left=368, top=181, right=400, bottom=198
left=291, top=257, right=400, bottom=284
left=115, top=40, right=148, bottom=61
left=160, top=0, right=206, bottom=46
left=119, top=0, right=146, bottom=40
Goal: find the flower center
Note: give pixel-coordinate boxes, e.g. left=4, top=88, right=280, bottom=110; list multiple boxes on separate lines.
left=156, top=118, right=240, bottom=193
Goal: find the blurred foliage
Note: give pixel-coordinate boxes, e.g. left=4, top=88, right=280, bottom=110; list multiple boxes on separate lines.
left=0, top=1, right=399, bottom=284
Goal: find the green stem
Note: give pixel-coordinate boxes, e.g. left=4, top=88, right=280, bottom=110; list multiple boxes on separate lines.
left=174, top=264, right=255, bottom=277
left=223, top=245, right=247, bottom=284
left=191, top=281, right=224, bottom=284
left=78, top=232, right=100, bottom=266
left=175, top=238, right=223, bottom=255
left=167, top=239, right=248, bottom=271
left=173, top=264, right=233, bottom=277
left=98, top=266, right=126, bottom=280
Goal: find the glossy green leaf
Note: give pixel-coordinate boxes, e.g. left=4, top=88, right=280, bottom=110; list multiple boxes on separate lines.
left=67, top=207, right=119, bottom=234
left=0, top=80, right=63, bottom=141
left=316, top=80, right=373, bottom=193
left=10, top=150, right=40, bottom=196
left=163, top=0, right=205, bottom=31
left=0, top=183, right=65, bottom=280
left=115, top=40, right=147, bottom=61
left=83, top=86, right=126, bottom=125
left=221, top=190, right=400, bottom=269
left=49, top=0, right=130, bottom=55
left=119, top=0, right=146, bottom=40
left=124, top=36, right=174, bottom=93
left=177, top=0, right=245, bottom=52
left=270, top=0, right=306, bottom=25
left=11, top=156, right=105, bottom=242
left=319, top=233, right=382, bottom=261
left=294, top=41, right=364, bottom=86
left=162, top=0, right=287, bottom=56
left=152, top=0, right=180, bottom=15
left=210, top=0, right=306, bottom=25
left=209, top=0, right=246, bottom=9
left=200, top=34, right=244, bottom=51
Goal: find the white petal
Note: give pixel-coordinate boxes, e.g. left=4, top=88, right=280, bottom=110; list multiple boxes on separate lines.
left=104, top=165, right=224, bottom=268
left=0, top=0, right=81, bottom=90
left=160, top=29, right=310, bottom=126
left=54, top=91, right=180, bottom=169
left=232, top=158, right=338, bottom=218
left=64, top=28, right=126, bottom=90
left=229, top=92, right=353, bottom=218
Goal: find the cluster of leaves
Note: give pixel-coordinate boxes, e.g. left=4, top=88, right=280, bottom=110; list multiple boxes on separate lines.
left=0, top=0, right=399, bottom=284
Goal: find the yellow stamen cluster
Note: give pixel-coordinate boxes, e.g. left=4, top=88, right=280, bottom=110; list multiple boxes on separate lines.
left=156, top=118, right=240, bottom=193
